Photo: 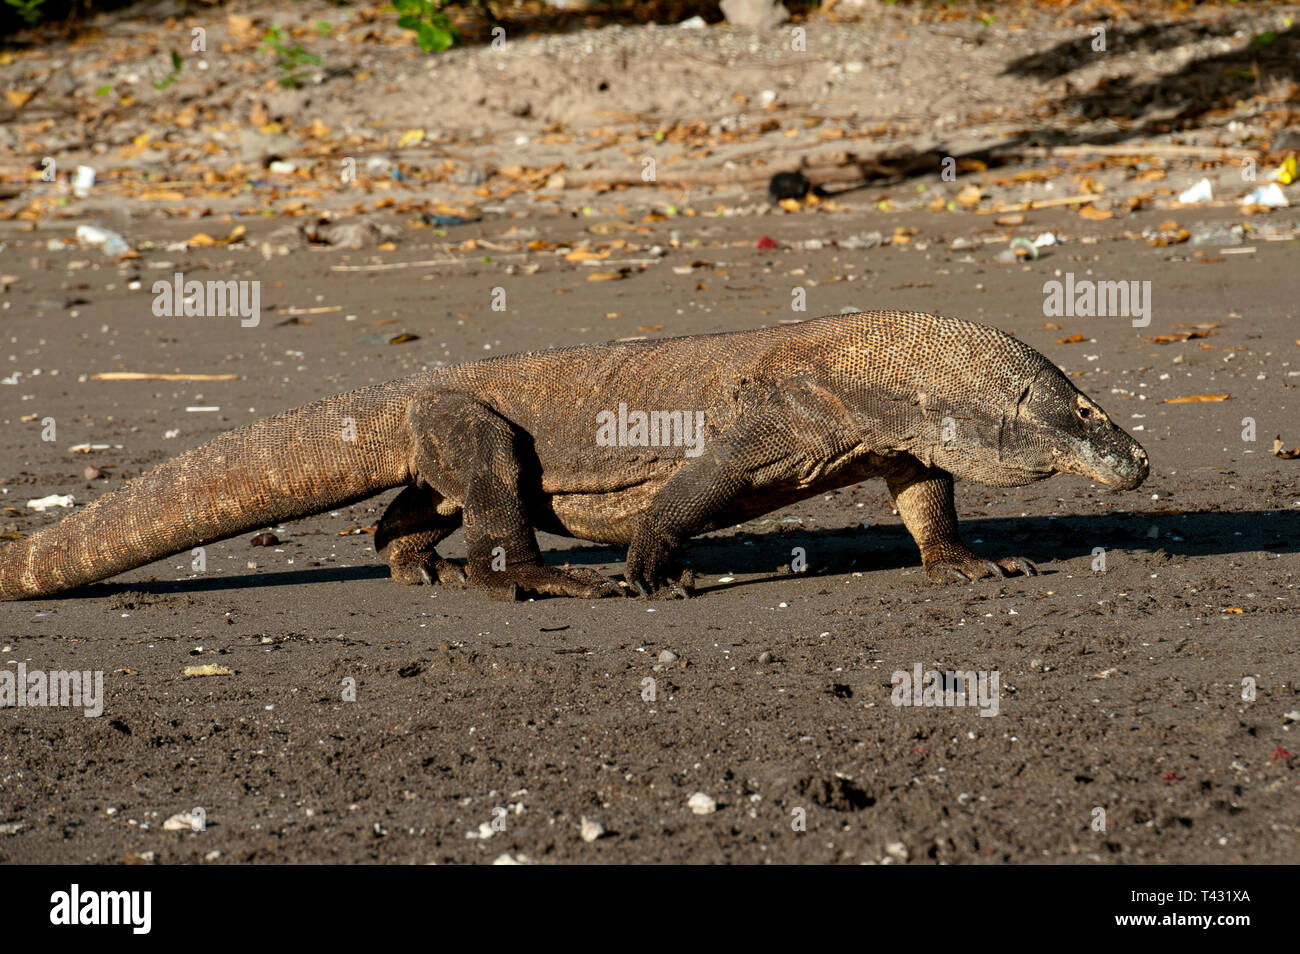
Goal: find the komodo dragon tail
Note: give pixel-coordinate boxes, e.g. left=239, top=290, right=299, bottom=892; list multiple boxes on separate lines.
left=0, top=379, right=420, bottom=599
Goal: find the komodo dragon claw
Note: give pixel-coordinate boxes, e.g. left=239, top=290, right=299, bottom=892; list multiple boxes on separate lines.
left=923, top=550, right=1039, bottom=583
left=478, top=565, right=624, bottom=601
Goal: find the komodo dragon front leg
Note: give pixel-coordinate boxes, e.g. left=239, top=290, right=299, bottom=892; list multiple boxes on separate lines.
left=406, top=392, right=622, bottom=600
left=625, top=381, right=855, bottom=598
left=885, top=460, right=1038, bottom=582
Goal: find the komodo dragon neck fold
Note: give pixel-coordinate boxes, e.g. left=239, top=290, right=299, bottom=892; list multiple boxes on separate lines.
left=0, top=311, right=1148, bottom=601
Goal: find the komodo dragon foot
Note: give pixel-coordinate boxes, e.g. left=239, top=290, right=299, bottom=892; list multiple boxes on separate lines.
left=920, top=543, right=1039, bottom=584
left=625, top=526, right=696, bottom=599
left=474, top=563, right=625, bottom=601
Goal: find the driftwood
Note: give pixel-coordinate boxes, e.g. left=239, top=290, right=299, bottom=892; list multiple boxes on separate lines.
left=1011, top=144, right=1260, bottom=161
left=555, top=149, right=947, bottom=190
left=91, top=372, right=238, bottom=382
left=554, top=135, right=1261, bottom=192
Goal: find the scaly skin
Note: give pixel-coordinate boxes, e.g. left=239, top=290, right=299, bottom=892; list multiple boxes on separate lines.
left=0, top=311, right=1149, bottom=600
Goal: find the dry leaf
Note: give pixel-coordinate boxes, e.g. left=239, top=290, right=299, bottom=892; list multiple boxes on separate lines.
left=185, top=225, right=245, bottom=248
left=587, top=271, right=624, bottom=282
left=565, top=247, right=609, bottom=262
left=1145, top=330, right=1216, bottom=343
left=995, top=213, right=1026, bottom=226
left=1162, top=394, right=1230, bottom=404
left=1056, top=333, right=1087, bottom=344
left=227, top=14, right=258, bottom=41
left=1078, top=205, right=1114, bottom=220
left=1148, top=229, right=1189, bottom=246
left=1274, top=436, right=1300, bottom=459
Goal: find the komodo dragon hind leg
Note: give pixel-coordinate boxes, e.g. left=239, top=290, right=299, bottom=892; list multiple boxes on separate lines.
left=885, top=463, right=1038, bottom=583
left=375, top=485, right=467, bottom=586
left=409, top=393, right=622, bottom=601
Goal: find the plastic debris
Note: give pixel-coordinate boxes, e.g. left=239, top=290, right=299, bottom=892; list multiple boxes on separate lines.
left=838, top=230, right=883, bottom=250
left=768, top=170, right=810, bottom=204
left=1241, top=183, right=1288, bottom=208
left=27, top=494, right=74, bottom=511
left=71, top=165, right=95, bottom=198
left=998, top=237, right=1038, bottom=262
left=1269, top=156, right=1297, bottom=186
left=1190, top=223, right=1245, bottom=246
left=1178, top=178, right=1213, bottom=203
left=75, top=224, right=130, bottom=257
left=421, top=212, right=481, bottom=227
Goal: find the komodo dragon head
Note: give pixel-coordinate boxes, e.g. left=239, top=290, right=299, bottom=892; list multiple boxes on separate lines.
left=970, top=359, right=1151, bottom=491
left=833, top=312, right=1150, bottom=491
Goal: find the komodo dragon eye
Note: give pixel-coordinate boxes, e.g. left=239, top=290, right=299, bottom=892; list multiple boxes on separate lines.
left=1074, top=397, right=1105, bottom=423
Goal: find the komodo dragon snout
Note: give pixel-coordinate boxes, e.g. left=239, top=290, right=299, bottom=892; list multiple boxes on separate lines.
left=1020, top=366, right=1149, bottom=491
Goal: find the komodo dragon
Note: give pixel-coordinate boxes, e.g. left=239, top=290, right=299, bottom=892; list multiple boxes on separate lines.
left=0, top=311, right=1148, bottom=601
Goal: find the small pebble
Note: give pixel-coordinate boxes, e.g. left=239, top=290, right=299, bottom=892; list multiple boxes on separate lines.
left=885, top=841, right=909, bottom=862
left=580, top=816, right=606, bottom=842
left=687, top=792, right=717, bottom=815
left=657, top=650, right=679, bottom=664
left=758, top=651, right=773, bottom=664
left=250, top=531, right=279, bottom=547
left=163, top=811, right=202, bottom=831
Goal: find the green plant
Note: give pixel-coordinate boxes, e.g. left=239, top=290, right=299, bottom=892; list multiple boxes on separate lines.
left=260, top=26, right=323, bottom=88
left=5, top=0, right=46, bottom=26
left=153, top=50, right=183, bottom=91
left=392, top=0, right=459, bottom=53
